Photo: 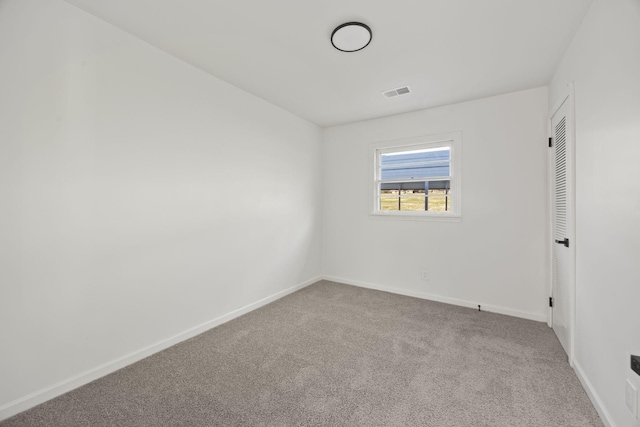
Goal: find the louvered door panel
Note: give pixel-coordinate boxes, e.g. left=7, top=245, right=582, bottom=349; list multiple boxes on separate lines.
left=555, top=117, right=567, bottom=240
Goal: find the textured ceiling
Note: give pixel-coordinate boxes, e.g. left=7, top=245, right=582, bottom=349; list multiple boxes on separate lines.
left=64, top=0, right=593, bottom=127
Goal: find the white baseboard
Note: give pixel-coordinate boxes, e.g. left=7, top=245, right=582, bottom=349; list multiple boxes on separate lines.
left=322, top=275, right=547, bottom=323
left=0, top=276, right=321, bottom=422
left=573, top=361, right=615, bottom=427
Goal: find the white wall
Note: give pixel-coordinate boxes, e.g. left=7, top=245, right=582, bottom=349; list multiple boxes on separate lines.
left=549, top=1, right=640, bottom=426
left=322, top=87, right=549, bottom=321
left=0, top=0, right=322, bottom=417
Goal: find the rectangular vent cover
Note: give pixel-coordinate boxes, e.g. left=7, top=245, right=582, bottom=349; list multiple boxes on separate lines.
left=382, top=86, right=411, bottom=98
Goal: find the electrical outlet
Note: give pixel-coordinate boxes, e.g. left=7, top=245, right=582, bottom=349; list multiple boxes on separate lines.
left=420, top=269, right=429, bottom=281
left=626, top=380, right=638, bottom=419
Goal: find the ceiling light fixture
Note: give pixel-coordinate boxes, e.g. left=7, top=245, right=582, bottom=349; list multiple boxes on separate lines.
left=331, top=22, right=372, bottom=52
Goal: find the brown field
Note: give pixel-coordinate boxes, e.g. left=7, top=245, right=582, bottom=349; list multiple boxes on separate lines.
left=380, top=190, right=450, bottom=212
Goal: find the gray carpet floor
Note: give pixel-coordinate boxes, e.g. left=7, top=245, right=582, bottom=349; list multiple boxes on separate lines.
left=2, top=280, right=602, bottom=427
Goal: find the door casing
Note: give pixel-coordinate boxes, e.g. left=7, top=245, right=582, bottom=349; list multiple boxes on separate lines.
left=548, top=83, right=577, bottom=366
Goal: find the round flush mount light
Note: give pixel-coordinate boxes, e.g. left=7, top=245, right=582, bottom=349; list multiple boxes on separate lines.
left=331, top=22, right=372, bottom=52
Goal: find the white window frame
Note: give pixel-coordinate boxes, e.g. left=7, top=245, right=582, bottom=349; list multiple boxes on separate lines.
left=369, top=132, right=462, bottom=221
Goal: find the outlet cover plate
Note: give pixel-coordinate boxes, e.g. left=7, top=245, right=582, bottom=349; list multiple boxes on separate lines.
left=626, top=380, right=638, bottom=419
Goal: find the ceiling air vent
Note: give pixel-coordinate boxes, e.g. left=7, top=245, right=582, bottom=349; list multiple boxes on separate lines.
left=382, top=86, right=411, bottom=98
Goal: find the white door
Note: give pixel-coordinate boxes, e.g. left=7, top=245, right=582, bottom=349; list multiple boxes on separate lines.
left=551, top=96, right=575, bottom=361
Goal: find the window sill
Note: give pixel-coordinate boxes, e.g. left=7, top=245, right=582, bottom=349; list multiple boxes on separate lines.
left=369, top=211, right=462, bottom=222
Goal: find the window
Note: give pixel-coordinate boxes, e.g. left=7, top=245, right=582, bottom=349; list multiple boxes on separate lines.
left=370, top=133, right=461, bottom=219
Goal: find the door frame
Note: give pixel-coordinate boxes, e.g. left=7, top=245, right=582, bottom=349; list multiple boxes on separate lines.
left=548, top=83, right=577, bottom=366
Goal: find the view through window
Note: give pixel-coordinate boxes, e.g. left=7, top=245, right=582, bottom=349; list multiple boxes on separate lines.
left=379, top=146, right=451, bottom=212
left=371, top=133, right=461, bottom=218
